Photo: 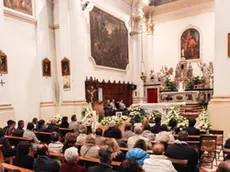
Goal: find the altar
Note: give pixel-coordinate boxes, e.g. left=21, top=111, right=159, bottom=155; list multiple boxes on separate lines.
left=160, top=90, right=199, bottom=103
left=131, top=102, right=185, bottom=113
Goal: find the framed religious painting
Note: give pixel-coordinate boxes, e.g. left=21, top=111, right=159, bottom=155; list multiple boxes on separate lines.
left=89, top=7, right=129, bottom=70
left=63, top=76, right=71, bottom=91
left=61, top=57, right=71, bottom=76
left=42, top=58, right=51, bottom=77
left=0, top=50, right=8, bottom=74
left=181, top=28, right=200, bottom=61
left=3, top=0, right=33, bottom=16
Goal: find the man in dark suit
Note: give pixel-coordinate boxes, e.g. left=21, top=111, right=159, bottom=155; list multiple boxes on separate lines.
left=184, top=118, right=200, bottom=135
left=34, top=145, right=60, bottom=172
left=104, top=121, right=122, bottom=139
left=45, top=120, right=59, bottom=133
left=87, top=147, right=115, bottom=172
left=151, top=116, right=162, bottom=134
left=165, top=131, right=199, bottom=172
left=12, top=120, right=25, bottom=137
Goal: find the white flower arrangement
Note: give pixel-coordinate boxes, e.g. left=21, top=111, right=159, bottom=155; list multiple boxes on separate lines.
left=146, top=110, right=162, bottom=123
left=195, top=108, right=211, bottom=130
left=161, top=106, right=188, bottom=127
left=100, top=116, right=130, bottom=126
left=81, top=103, right=94, bottom=125
left=128, top=106, right=145, bottom=123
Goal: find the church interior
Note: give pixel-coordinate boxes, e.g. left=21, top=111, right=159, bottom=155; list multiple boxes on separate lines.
left=0, top=0, right=230, bottom=171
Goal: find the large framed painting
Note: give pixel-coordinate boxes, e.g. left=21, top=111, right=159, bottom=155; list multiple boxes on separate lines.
left=0, top=50, right=8, bottom=74
left=181, top=28, right=200, bottom=61
left=42, top=58, right=51, bottom=77
left=3, top=0, right=33, bottom=16
left=89, top=7, right=129, bottom=70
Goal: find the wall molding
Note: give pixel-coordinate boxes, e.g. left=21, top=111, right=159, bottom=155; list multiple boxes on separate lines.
left=0, top=104, right=13, bottom=110
left=4, top=9, right=37, bottom=25
left=40, top=102, right=56, bottom=107
left=209, top=96, right=230, bottom=104
left=61, top=100, right=87, bottom=106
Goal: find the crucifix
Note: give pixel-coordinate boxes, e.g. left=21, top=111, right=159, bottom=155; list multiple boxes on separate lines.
left=0, top=79, right=5, bottom=87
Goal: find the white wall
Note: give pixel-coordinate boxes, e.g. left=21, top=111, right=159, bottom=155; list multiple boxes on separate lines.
left=0, top=0, right=56, bottom=126
left=149, top=12, right=215, bottom=77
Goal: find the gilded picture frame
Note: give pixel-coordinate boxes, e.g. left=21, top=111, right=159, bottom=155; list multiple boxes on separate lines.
left=42, top=58, right=51, bottom=77
left=0, top=50, right=8, bottom=74
left=181, top=28, right=200, bottom=62
left=61, top=57, right=71, bottom=76
left=3, top=0, right=33, bottom=16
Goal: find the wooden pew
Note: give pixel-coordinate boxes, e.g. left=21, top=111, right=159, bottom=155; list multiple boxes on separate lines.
left=167, top=158, right=188, bottom=165
left=49, top=152, right=121, bottom=166
left=167, top=158, right=188, bottom=172
left=59, top=128, right=73, bottom=137
left=5, top=135, right=33, bottom=146
left=34, top=131, right=53, bottom=143
left=0, top=145, right=15, bottom=165
left=119, top=147, right=153, bottom=154
left=1, top=163, right=34, bottom=172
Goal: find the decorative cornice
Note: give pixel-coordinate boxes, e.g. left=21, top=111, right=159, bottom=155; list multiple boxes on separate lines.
left=3, top=8, right=37, bottom=25
left=144, top=0, right=214, bottom=24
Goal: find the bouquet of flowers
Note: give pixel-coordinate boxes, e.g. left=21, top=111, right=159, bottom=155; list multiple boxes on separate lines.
left=100, top=116, right=130, bottom=126
left=81, top=103, right=94, bottom=125
left=162, top=106, right=188, bottom=127
left=128, top=106, right=145, bottom=123
left=146, top=110, right=163, bottom=123
left=195, top=108, right=211, bottom=130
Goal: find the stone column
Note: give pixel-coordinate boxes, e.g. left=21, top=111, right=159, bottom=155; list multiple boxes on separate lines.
left=131, top=33, right=144, bottom=103
left=68, top=0, right=86, bottom=102
left=208, top=0, right=230, bottom=136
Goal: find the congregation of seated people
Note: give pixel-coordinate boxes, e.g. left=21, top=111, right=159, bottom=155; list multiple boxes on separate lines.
left=0, top=115, right=214, bottom=172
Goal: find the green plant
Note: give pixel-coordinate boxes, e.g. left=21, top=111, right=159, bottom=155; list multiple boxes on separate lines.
left=186, top=76, right=202, bottom=89
left=165, top=78, right=177, bottom=90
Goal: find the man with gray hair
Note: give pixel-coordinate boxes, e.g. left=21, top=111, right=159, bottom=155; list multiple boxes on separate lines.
left=165, top=131, right=198, bottom=172
left=60, top=147, right=86, bottom=172
left=87, top=146, right=115, bottom=172
left=127, top=126, right=151, bottom=149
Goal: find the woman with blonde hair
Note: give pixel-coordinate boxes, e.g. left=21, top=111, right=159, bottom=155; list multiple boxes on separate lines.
left=80, top=134, right=100, bottom=158
left=106, top=138, right=125, bottom=162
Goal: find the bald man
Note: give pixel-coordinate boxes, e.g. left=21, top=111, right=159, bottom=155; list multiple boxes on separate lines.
left=218, top=160, right=230, bottom=172
left=143, top=143, right=176, bottom=172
